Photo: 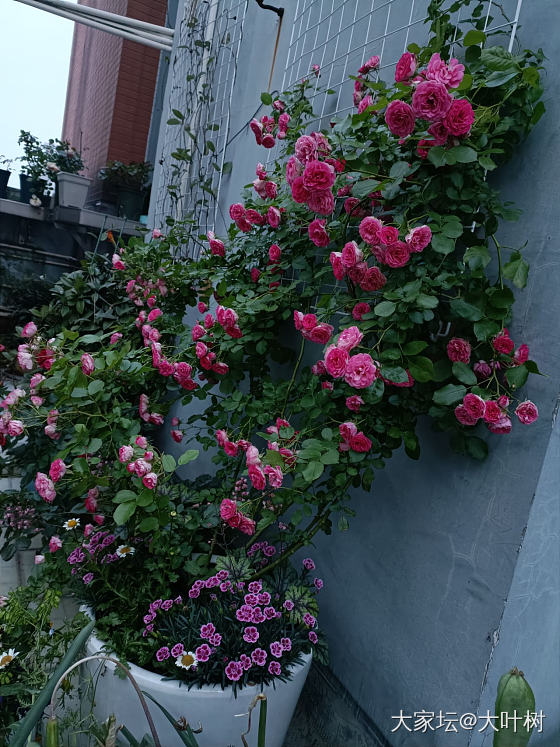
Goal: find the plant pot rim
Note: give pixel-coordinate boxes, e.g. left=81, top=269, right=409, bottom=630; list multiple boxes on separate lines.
left=81, top=606, right=313, bottom=695
left=57, top=171, right=91, bottom=183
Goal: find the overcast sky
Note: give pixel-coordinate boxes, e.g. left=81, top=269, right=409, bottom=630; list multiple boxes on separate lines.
left=0, top=1, right=77, bottom=186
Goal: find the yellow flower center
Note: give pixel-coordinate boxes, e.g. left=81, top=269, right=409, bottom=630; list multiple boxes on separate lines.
left=180, top=654, right=194, bottom=667
left=0, top=655, right=13, bottom=667
left=68, top=520, right=77, bottom=528
left=120, top=547, right=131, bottom=554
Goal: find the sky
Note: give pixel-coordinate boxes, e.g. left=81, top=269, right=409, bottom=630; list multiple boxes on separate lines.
left=0, top=1, right=77, bottom=186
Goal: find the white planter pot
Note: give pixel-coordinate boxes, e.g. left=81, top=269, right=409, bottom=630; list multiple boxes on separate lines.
left=84, top=630, right=311, bottom=747
left=57, top=172, right=91, bottom=208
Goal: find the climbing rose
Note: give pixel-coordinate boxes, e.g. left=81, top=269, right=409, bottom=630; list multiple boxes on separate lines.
left=349, top=433, right=372, bottom=452
left=337, top=326, right=363, bottom=351
left=324, top=345, right=349, bottom=378
left=267, top=206, right=281, bottom=228
left=426, top=52, right=465, bottom=89
left=49, top=459, right=67, bottom=483
left=454, top=405, right=478, bottom=426
left=359, top=55, right=380, bottom=74
left=229, top=203, right=245, bottom=221
left=346, top=395, right=364, bottom=412
left=35, top=472, right=56, bottom=503
left=412, top=80, right=453, bottom=121
left=22, top=322, right=37, bottom=338
left=143, top=472, right=158, bottom=490
left=359, top=216, right=383, bottom=245
left=384, top=241, right=410, bottom=268
left=513, top=344, right=530, bottom=365
left=447, top=338, right=471, bottom=364
left=302, top=160, right=335, bottom=191
left=308, top=218, right=330, bottom=247
left=110, top=332, right=122, bottom=344
left=444, top=99, right=475, bottom=136
left=49, top=536, right=62, bottom=552
left=352, top=302, right=371, bottom=321
left=307, top=190, right=335, bottom=215
left=492, top=329, right=515, bottom=355
left=385, top=100, right=415, bottom=137
left=340, top=241, right=363, bottom=269
left=81, top=353, right=95, bottom=376
left=307, top=323, right=334, bottom=345
left=344, top=353, right=377, bottom=388
left=359, top=266, right=387, bottom=292
left=483, top=401, right=502, bottom=424
left=405, top=225, right=432, bottom=252
left=248, top=464, right=266, bottom=491
left=515, top=400, right=539, bottom=425
left=487, top=415, right=512, bottom=434
left=269, top=244, right=282, bottom=262
left=395, top=52, right=417, bottom=82
left=462, top=394, right=486, bottom=421
left=329, top=252, right=345, bottom=280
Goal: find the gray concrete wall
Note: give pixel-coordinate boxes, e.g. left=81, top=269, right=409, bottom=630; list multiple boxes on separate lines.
left=153, top=1, right=560, bottom=744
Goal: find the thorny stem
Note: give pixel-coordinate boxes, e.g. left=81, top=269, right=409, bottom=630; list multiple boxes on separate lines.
left=491, top=234, right=504, bottom=290
left=281, top=335, right=306, bottom=418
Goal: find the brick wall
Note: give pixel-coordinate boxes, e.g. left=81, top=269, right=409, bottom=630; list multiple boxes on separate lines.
left=62, top=0, right=167, bottom=201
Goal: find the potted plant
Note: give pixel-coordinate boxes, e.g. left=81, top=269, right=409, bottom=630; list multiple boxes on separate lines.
left=98, top=160, right=152, bottom=219
left=45, top=138, right=89, bottom=209
left=17, top=130, right=51, bottom=207
left=0, top=156, right=13, bottom=199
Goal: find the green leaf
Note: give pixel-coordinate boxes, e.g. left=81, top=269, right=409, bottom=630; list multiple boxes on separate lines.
left=352, top=178, right=381, bottom=198
left=113, top=501, right=136, bottom=525
left=138, top=517, right=159, bottom=533
left=403, top=340, right=427, bottom=355
left=87, top=438, right=103, bottom=454
left=320, top=449, right=340, bottom=465
left=463, top=29, right=486, bottom=46
left=178, top=449, right=199, bottom=466
left=488, top=287, right=514, bottom=309
left=505, top=364, right=529, bottom=389
left=113, top=490, right=137, bottom=504
left=427, top=146, right=447, bottom=168
left=302, top=461, right=325, bottom=482
left=450, top=298, right=484, bottom=321
left=389, top=161, right=412, bottom=179
left=464, top=245, right=491, bottom=271
left=87, top=379, right=104, bottom=396
left=80, top=334, right=102, bottom=344
left=503, top=251, right=529, bottom=288
left=374, top=301, right=396, bottom=317
left=380, top=365, right=409, bottom=384
left=260, top=92, right=273, bottom=105
left=408, top=356, right=434, bottom=383
left=71, top=387, right=88, bottom=398
left=448, top=145, right=478, bottom=163
left=162, top=454, right=177, bottom=472
left=431, top=234, right=456, bottom=255
left=452, top=361, right=477, bottom=386
left=485, top=70, right=519, bottom=88
left=416, top=294, right=439, bottom=309
left=531, top=101, right=545, bottom=126
left=433, top=384, right=467, bottom=406
left=474, top=319, right=500, bottom=341
left=478, top=156, right=497, bottom=171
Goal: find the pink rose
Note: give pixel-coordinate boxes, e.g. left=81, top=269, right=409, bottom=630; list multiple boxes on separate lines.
left=85, top=494, right=98, bottom=513
left=308, top=218, right=330, bottom=247
left=405, top=225, right=432, bottom=252
left=171, top=429, right=183, bottom=443
left=229, top=203, right=245, bottom=221
left=49, top=536, right=62, bottom=553
left=483, top=401, right=502, bottom=424
left=224, top=440, right=239, bottom=456
left=220, top=499, right=238, bottom=521
left=346, top=395, right=364, bottom=412
left=324, top=345, right=349, bottom=378
left=492, top=329, right=515, bottom=355
left=337, top=326, right=363, bottom=351
left=147, top=308, right=162, bottom=323
left=426, top=52, right=464, bottom=89
left=385, top=100, right=415, bottom=137
left=265, top=181, right=277, bottom=199
left=112, top=254, right=125, bottom=271
left=379, top=225, right=399, bottom=246
left=349, top=432, right=372, bottom=452
left=302, top=314, right=318, bottom=331
left=291, top=176, right=310, bottom=204
left=487, top=415, right=512, bottom=434
left=329, top=252, right=345, bottom=280
left=462, top=393, right=486, bottom=421
left=384, top=241, right=410, bottom=268
left=412, top=80, right=452, bottom=121
left=248, top=464, right=266, bottom=490
left=352, top=302, right=371, bottom=321
left=359, top=266, right=387, bottom=292
left=515, top=400, right=538, bottom=425
left=143, top=472, right=158, bottom=490
left=286, top=155, right=303, bottom=185
left=347, top=261, right=367, bottom=285
left=307, top=190, right=335, bottom=215
left=447, top=338, right=471, bottom=364
left=428, top=121, right=449, bottom=144
left=81, top=353, right=95, bottom=376
left=395, top=52, right=417, bottom=82
left=454, top=405, right=478, bottom=426
left=7, top=420, right=24, bottom=437
left=339, top=421, right=358, bottom=443
left=22, top=321, right=37, bottom=338
left=359, top=55, right=380, bottom=74
left=359, top=216, right=383, bottom=245
left=110, top=332, right=122, bottom=344
left=340, top=241, right=363, bottom=269
left=513, top=344, right=529, bottom=365
left=311, top=360, right=326, bottom=376
left=264, top=465, right=283, bottom=488
left=307, top=323, right=334, bottom=345
left=269, top=243, right=282, bottom=262
left=344, top=197, right=368, bottom=218
left=444, top=99, right=474, bottom=136
left=344, top=353, right=377, bottom=388
left=474, top=360, right=493, bottom=379
left=49, top=458, right=67, bottom=483
left=358, top=95, right=374, bottom=114
left=295, top=135, right=316, bottom=162
left=303, top=160, right=335, bottom=191
left=267, top=207, right=281, bottom=228
left=35, top=472, right=56, bottom=503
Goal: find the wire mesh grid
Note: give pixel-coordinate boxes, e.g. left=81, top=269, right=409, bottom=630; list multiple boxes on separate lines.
left=151, top=0, right=249, bottom=239
left=281, top=0, right=524, bottom=130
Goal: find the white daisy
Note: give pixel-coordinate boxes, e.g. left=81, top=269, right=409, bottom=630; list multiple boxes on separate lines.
left=175, top=651, right=198, bottom=671
left=63, top=518, right=80, bottom=531
left=0, top=649, right=19, bottom=669
left=116, top=545, right=135, bottom=558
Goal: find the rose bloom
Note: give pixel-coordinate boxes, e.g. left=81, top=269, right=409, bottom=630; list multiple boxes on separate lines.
left=405, top=225, right=432, bottom=252
left=483, top=400, right=502, bottom=424
left=340, top=241, right=363, bottom=269
left=49, top=458, right=67, bottom=483
left=513, top=344, right=529, bottom=365
left=515, top=400, right=538, bottom=425
left=302, top=160, right=335, bottom=191
left=358, top=95, right=374, bottom=114
left=360, top=266, right=387, bottom=292
left=444, top=99, right=475, bottom=137
left=294, top=134, right=316, bottom=162
left=22, top=321, right=37, bottom=338
left=308, top=218, right=330, bottom=247
left=352, top=302, right=371, bottom=321
left=81, top=353, right=95, bottom=376
left=384, top=241, right=410, bottom=268
left=307, top=323, right=334, bottom=344
left=426, top=52, right=465, bottom=89
left=395, top=52, right=417, bottom=82
left=307, top=189, right=335, bottom=215
left=291, top=176, right=310, bottom=204
left=412, top=80, right=452, bottom=121
left=229, top=203, right=245, bottom=221
left=324, top=345, right=349, bottom=378
left=344, top=353, right=377, bottom=388
left=267, top=206, right=281, bottom=228
left=347, top=261, right=367, bottom=286
left=349, top=432, right=372, bottom=452
left=337, top=326, right=363, bottom=351
left=286, top=155, right=303, bottom=185
left=346, top=395, right=364, bottom=412
left=379, top=225, right=399, bottom=246
left=142, top=472, right=158, bottom=490
left=269, top=243, right=282, bottom=262
left=454, top=404, right=478, bottom=426
left=487, top=414, right=512, bottom=434
left=359, top=216, right=383, bottom=245
left=248, top=464, right=266, bottom=490
left=447, top=337, right=471, bottom=364
left=462, top=393, right=486, bottom=421
left=385, top=100, right=415, bottom=137
left=492, top=329, right=515, bottom=355
left=329, top=252, right=345, bottom=280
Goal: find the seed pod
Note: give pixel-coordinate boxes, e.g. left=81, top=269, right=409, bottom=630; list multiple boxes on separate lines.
left=493, top=667, right=535, bottom=747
